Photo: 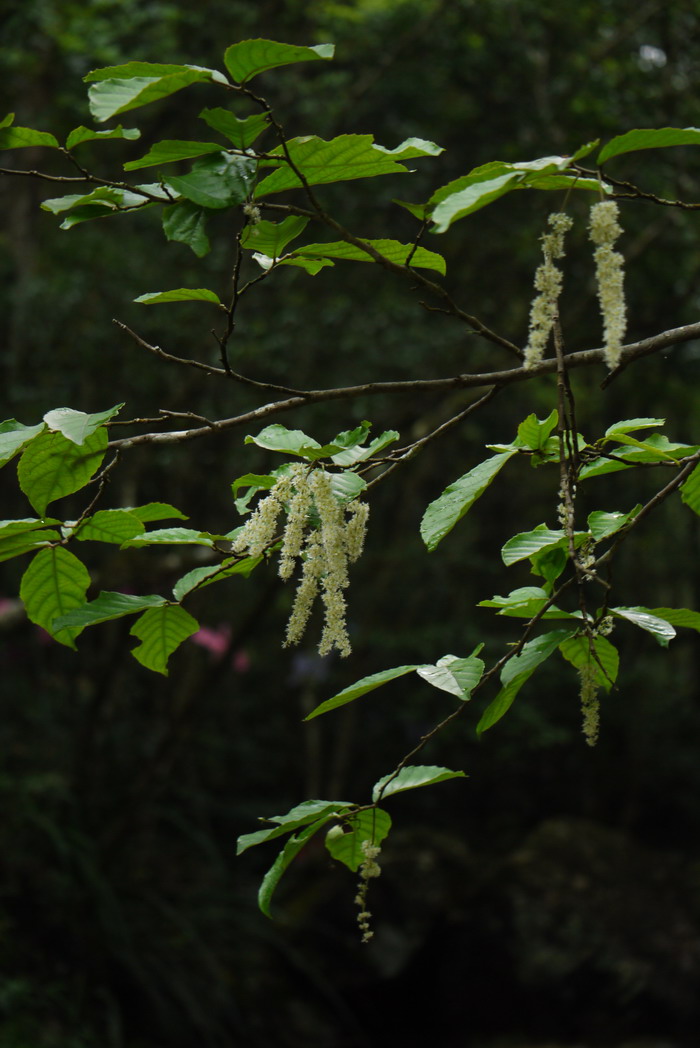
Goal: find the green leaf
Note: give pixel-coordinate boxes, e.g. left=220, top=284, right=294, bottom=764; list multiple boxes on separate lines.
left=165, top=153, right=256, bottom=210
left=18, top=427, right=107, bottom=517
left=162, top=201, right=210, bottom=257
left=517, top=409, right=558, bottom=451
left=432, top=171, right=523, bottom=232
left=478, top=586, right=579, bottom=619
left=258, top=818, right=330, bottom=918
left=611, top=606, right=677, bottom=647
left=305, top=664, right=419, bottom=721
left=604, top=417, right=665, bottom=439
left=330, top=471, right=366, bottom=503
left=124, top=139, right=226, bottom=170
left=254, top=135, right=424, bottom=197
left=416, top=654, right=484, bottom=699
left=43, top=404, right=123, bottom=445
left=0, top=113, right=13, bottom=129
left=237, top=799, right=354, bottom=854
left=501, top=524, right=587, bottom=567
left=529, top=546, right=568, bottom=591
left=587, top=506, right=641, bottom=541
left=172, top=555, right=261, bottom=601
left=646, top=607, right=700, bottom=633
left=41, top=186, right=165, bottom=228
left=598, top=127, right=700, bottom=165
left=240, top=217, right=310, bottom=258
left=477, top=629, right=575, bottom=735
left=680, top=464, right=700, bottom=515
left=53, top=592, right=167, bottom=632
left=291, top=239, right=446, bottom=275
left=199, top=107, right=269, bottom=148
left=134, top=288, right=222, bottom=306
left=127, top=502, right=188, bottom=523
left=331, top=429, right=399, bottom=466
left=121, top=527, right=216, bottom=548
left=0, top=519, right=61, bottom=562
left=85, top=65, right=226, bottom=122
left=0, top=125, right=59, bottom=149
left=245, top=424, right=321, bottom=457
left=0, top=421, right=45, bottom=467
left=72, top=509, right=146, bottom=544
left=129, top=605, right=199, bottom=675
left=223, top=39, right=334, bottom=83
left=20, top=547, right=90, bottom=649
left=371, top=766, right=466, bottom=804
left=421, top=451, right=516, bottom=552
left=324, top=808, right=391, bottom=872
left=559, top=634, right=619, bottom=691
left=65, top=125, right=141, bottom=149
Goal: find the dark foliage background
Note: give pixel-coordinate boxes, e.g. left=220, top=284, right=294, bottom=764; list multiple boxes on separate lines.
left=2, top=1, right=700, bottom=1045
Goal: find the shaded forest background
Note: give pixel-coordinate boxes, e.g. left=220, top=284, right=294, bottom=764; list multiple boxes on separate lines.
left=2, top=1, right=700, bottom=1045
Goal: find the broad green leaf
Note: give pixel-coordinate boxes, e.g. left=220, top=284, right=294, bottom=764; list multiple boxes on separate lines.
left=72, top=509, right=145, bottom=544
left=305, top=664, right=419, bottom=721
left=647, top=607, right=700, bottom=633
left=121, top=527, right=216, bottom=548
left=478, top=586, right=578, bottom=620
left=421, top=451, right=516, bottom=552
left=0, top=421, right=45, bottom=467
left=237, top=799, right=353, bottom=854
left=65, top=125, right=141, bottom=149
left=0, top=519, right=61, bottom=562
left=517, top=410, right=559, bottom=451
left=124, top=139, right=226, bottom=170
left=432, top=171, right=523, bottom=232
left=598, top=127, right=700, bottom=165
left=86, top=66, right=226, bottom=122
left=604, top=417, right=665, bottom=439
left=41, top=186, right=164, bottom=228
left=165, top=153, right=256, bottom=210
left=276, top=255, right=334, bottom=275
left=232, top=473, right=277, bottom=513
left=245, top=424, right=320, bottom=457
left=530, top=546, right=568, bottom=590
left=172, top=555, right=261, bottom=601
left=18, top=427, right=107, bottom=517
left=53, top=592, right=166, bottom=632
left=199, top=107, right=269, bottom=148
left=374, top=137, right=443, bottom=160
left=129, top=605, right=199, bottom=675
left=254, top=135, right=421, bottom=197
left=331, top=429, right=400, bottom=466
left=258, top=818, right=330, bottom=918
left=134, top=288, right=222, bottom=306
left=611, top=606, right=676, bottom=647
left=20, top=547, right=90, bottom=649
left=501, top=524, right=587, bottom=567
left=291, top=239, right=446, bottom=275
left=240, top=217, right=310, bottom=258
left=372, top=766, right=466, bottom=804
left=43, top=404, right=123, bottom=445
left=324, top=808, right=391, bottom=872
left=578, top=455, right=633, bottom=481
left=0, top=125, right=59, bottom=149
left=559, top=634, right=619, bottom=691
left=416, top=655, right=484, bottom=699
left=477, top=629, right=575, bottom=735
left=223, top=39, right=334, bottom=83
left=0, top=113, right=13, bottom=129
left=127, top=502, right=188, bottom=523
left=162, top=201, right=210, bottom=257
left=330, top=472, right=366, bottom=502
left=680, top=464, right=700, bottom=515
left=587, top=506, right=640, bottom=541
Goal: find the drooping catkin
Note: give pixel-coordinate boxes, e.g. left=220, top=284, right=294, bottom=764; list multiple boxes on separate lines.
left=524, top=212, right=573, bottom=368
left=589, top=200, right=627, bottom=370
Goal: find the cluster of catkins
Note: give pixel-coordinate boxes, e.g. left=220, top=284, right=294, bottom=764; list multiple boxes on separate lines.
left=232, top=463, right=369, bottom=657
left=524, top=200, right=627, bottom=371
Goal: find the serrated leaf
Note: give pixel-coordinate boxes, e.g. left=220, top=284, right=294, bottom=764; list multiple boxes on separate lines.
left=604, top=417, right=665, bottom=438
left=134, top=288, right=221, bottom=306
left=72, top=509, right=145, bottom=544
left=257, top=818, right=330, bottom=918
left=277, top=255, right=334, bottom=275
left=559, top=634, right=619, bottom=691
left=517, top=409, right=559, bottom=451
left=43, top=404, right=123, bottom=445
left=330, top=472, right=366, bottom=502
left=223, top=39, right=334, bottom=83
left=172, top=555, right=261, bottom=601
left=291, top=238, right=446, bottom=274
left=164, top=153, right=256, bottom=210
left=587, top=506, right=640, bottom=541
left=245, top=424, right=320, bottom=456
left=124, top=139, right=226, bottom=170
left=420, top=451, right=516, bottom=552
left=432, top=171, right=523, bottom=232
left=0, top=421, right=45, bottom=467
left=86, top=66, right=225, bottom=122
left=127, top=502, right=188, bottom=523
left=477, top=629, right=575, bottom=735
left=129, top=605, right=199, bottom=675
left=478, top=586, right=578, bottom=619
left=162, top=201, right=210, bottom=257
left=324, top=808, right=391, bottom=872
left=240, top=217, right=310, bottom=258
left=372, top=766, right=466, bottom=804
left=0, top=519, right=61, bottom=562
left=254, top=134, right=417, bottom=197
left=598, top=127, right=700, bottom=165
left=53, top=592, right=166, bottom=632
left=41, top=186, right=163, bottom=228
left=331, top=429, right=399, bottom=466
left=65, top=125, right=141, bottom=149
left=611, top=606, right=676, bottom=647
left=647, top=607, right=700, bottom=633
left=237, top=799, right=353, bottom=854
left=20, top=547, right=90, bottom=649
left=680, top=464, right=700, bottom=515
left=121, top=527, right=215, bottom=548
left=18, top=427, right=107, bottom=517
left=199, top=107, right=269, bottom=148
left=0, top=125, right=59, bottom=149
left=416, top=655, right=484, bottom=699
left=501, top=524, right=587, bottom=567
left=305, top=664, right=419, bottom=721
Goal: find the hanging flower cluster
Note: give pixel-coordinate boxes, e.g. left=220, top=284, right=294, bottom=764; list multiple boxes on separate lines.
left=523, top=211, right=573, bottom=368
left=589, top=199, right=627, bottom=370
left=232, top=464, right=369, bottom=657
left=577, top=661, right=600, bottom=747
left=355, top=839, right=382, bottom=943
